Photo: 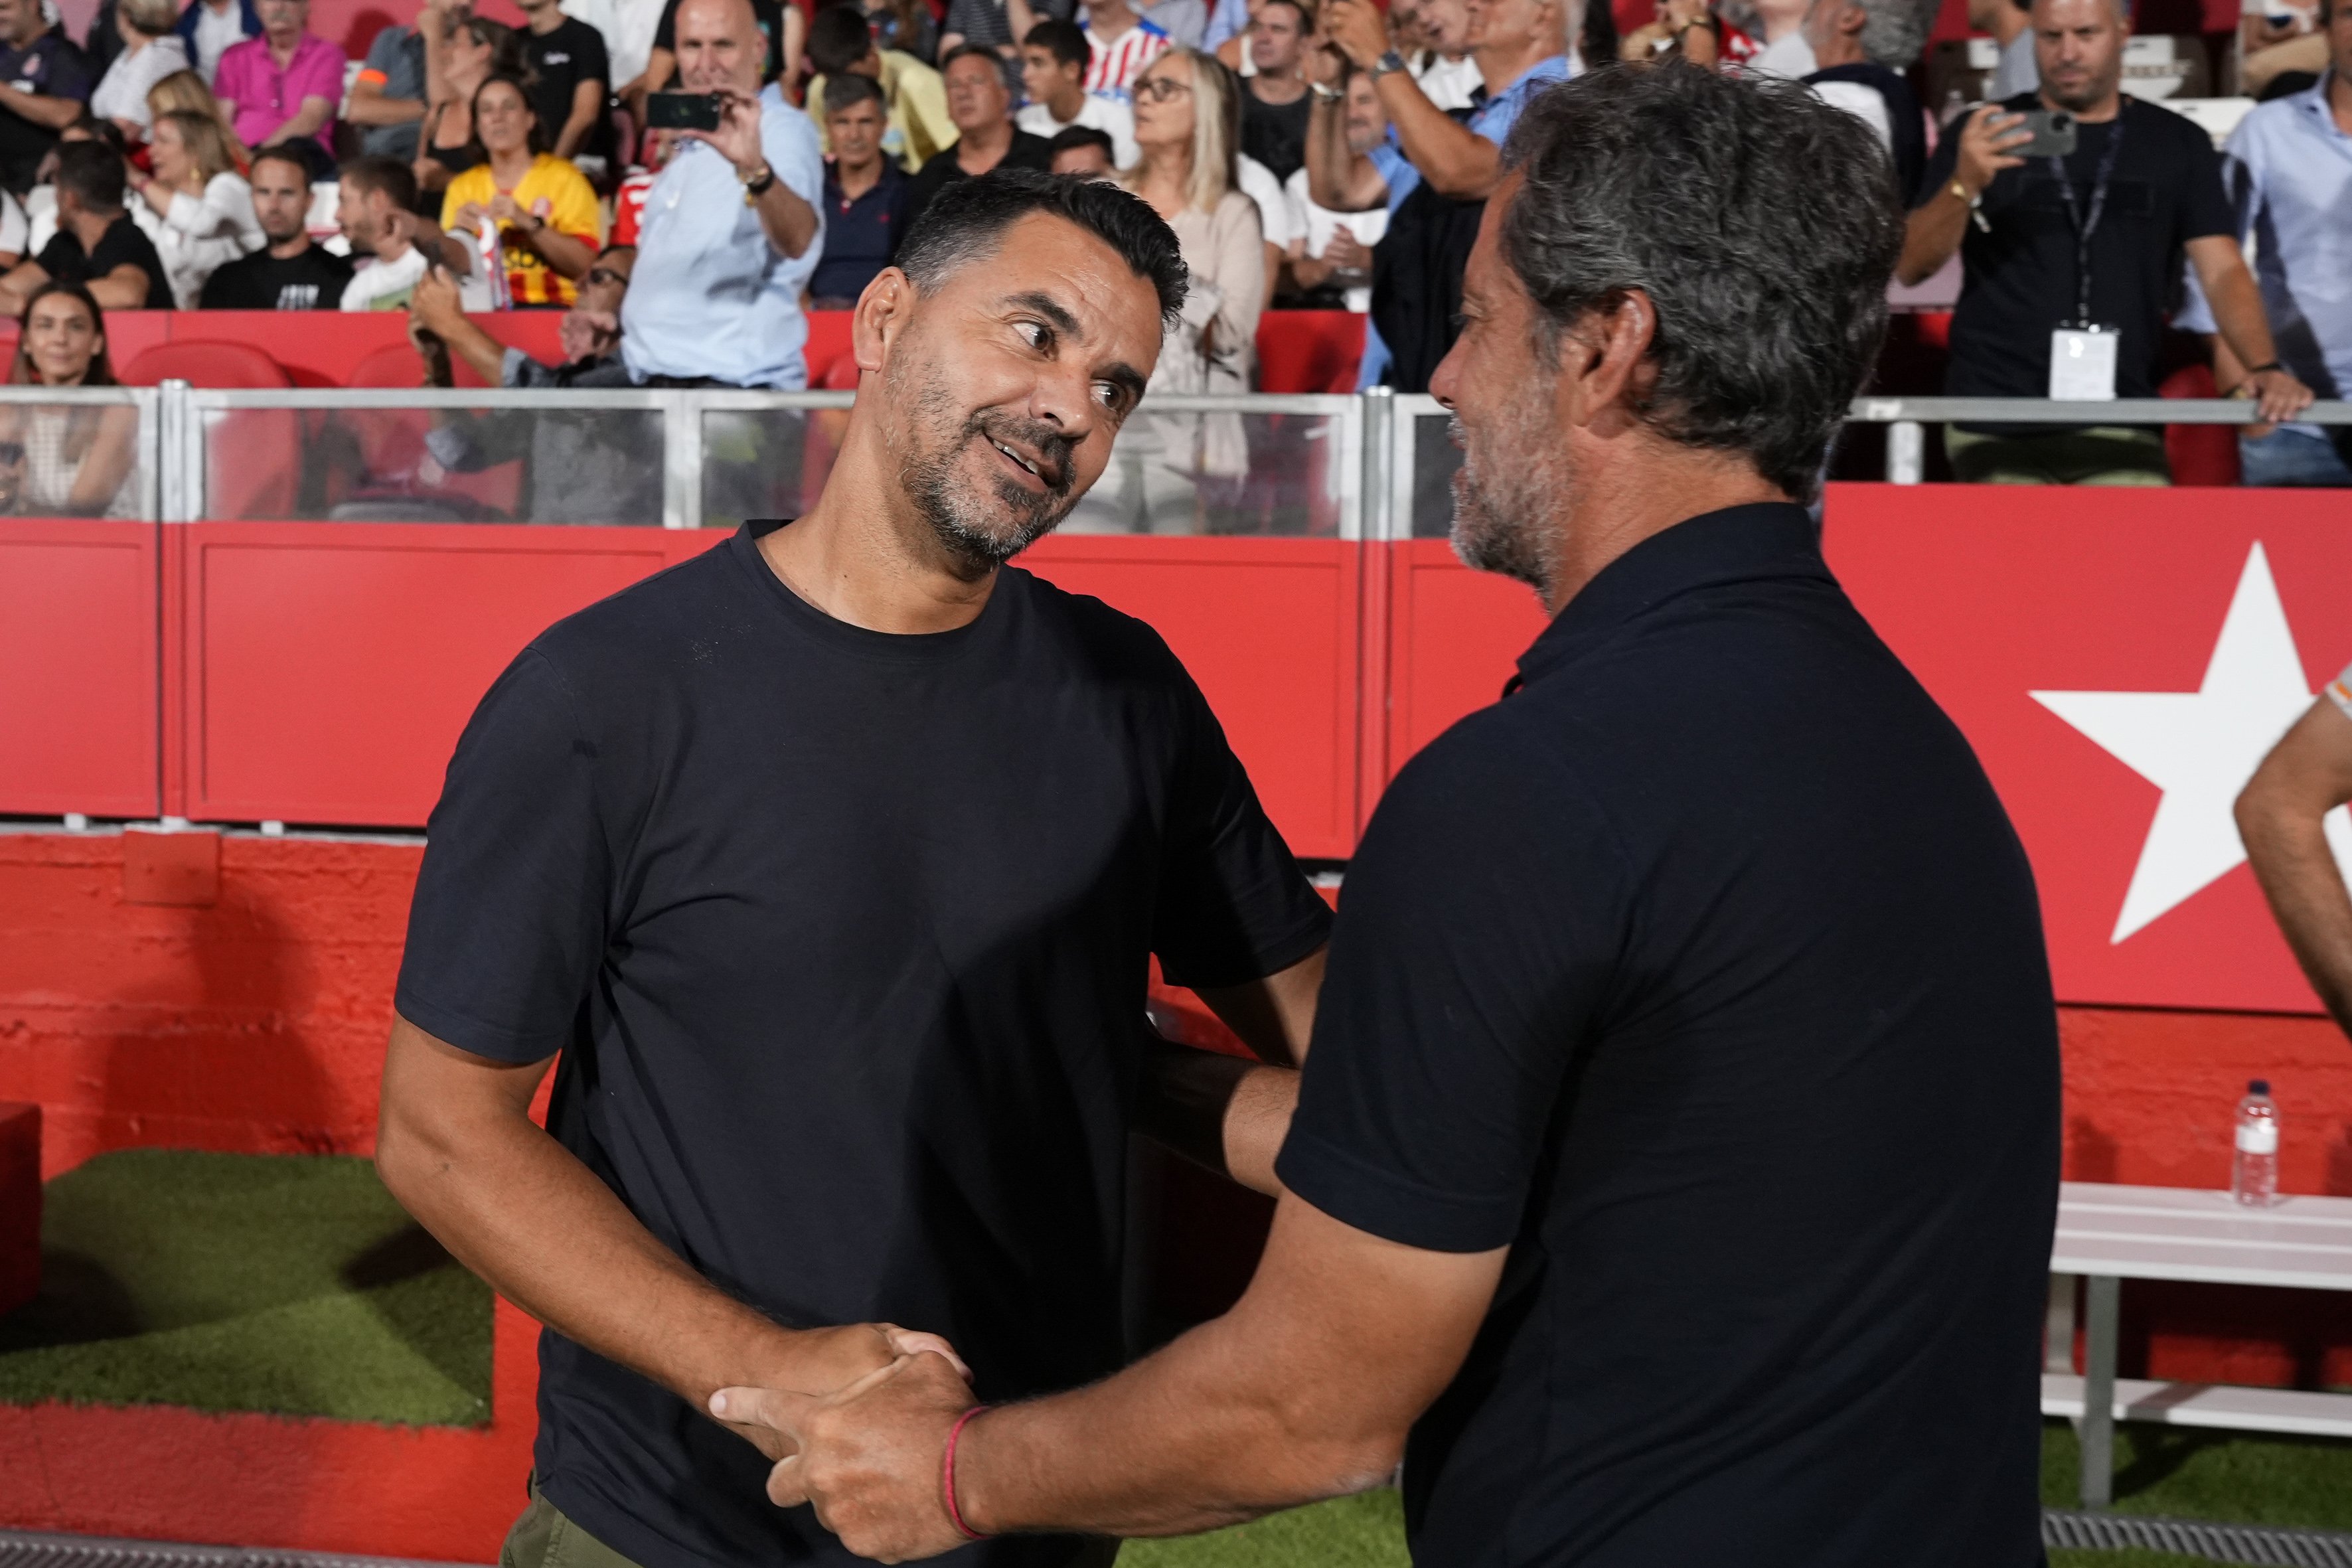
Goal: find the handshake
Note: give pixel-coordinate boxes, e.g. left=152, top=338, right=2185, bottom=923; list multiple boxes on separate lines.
left=713, top=1322, right=998, bottom=1564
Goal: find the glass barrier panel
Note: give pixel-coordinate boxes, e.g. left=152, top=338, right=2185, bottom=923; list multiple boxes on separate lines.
left=703, top=407, right=826, bottom=528
left=0, top=396, right=153, bottom=520
left=1406, top=407, right=1462, bottom=540
left=200, top=405, right=666, bottom=524
left=1059, top=408, right=1348, bottom=538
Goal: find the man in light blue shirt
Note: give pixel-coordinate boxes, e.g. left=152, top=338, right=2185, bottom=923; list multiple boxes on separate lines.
left=2178, top=2, right=2352, bottom=487
left=622, top=0, right=825, bottom=388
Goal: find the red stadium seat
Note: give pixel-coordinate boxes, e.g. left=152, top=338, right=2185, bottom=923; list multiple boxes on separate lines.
left=119, top=341, right=300, bottom=518
left=2161, top=362, right=2241, bottom=487
left=1256, top=311, right=1365, bottom=394
left=333, top=341, right=521, bottom=520
left=118, top=340, right=291, bottom=389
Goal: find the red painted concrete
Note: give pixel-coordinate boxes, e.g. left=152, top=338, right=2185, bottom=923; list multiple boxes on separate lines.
left=3, top=832, right=2351, bottom=1552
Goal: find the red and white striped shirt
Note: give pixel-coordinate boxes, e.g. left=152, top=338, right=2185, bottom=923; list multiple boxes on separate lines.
left=1082, top=13, right=1170, bottom=99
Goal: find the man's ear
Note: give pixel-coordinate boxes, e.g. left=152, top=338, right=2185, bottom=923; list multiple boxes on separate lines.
left=1560, top=291, right=1660, bottom=433
left=851, top=267, right=915, bottom=374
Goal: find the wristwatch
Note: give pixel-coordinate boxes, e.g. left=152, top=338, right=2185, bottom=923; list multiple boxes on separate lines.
left=1310, top=80, right=1342, bottom=102
left=1372, top=48, right=1408, bottom=78
left=739, top=162, right=776, bottom=202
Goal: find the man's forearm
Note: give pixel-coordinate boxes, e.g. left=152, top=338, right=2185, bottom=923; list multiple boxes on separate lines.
left=376, top=1018, right=872, bottom=1414
left=2199, top=254, right=2281, bottom=376
left=0, top=88, right=84, bottom=130
left=1896, top=196, right=1964, bottom=287
left=757, top=181, right=818, bottom=258
left=2238, top=801, right=2352, bottom=1037
left=266, top=98, right=333, bottom=144
left=1135, top=1039, right=1296, bottom=1196
left=347, top=90, right=426, bottom=125
left=1304, top=94, right=1355, bottom=212
left=1379, top=72, right=1495, bottom=200
left=435, top=310, right=510, bottom=386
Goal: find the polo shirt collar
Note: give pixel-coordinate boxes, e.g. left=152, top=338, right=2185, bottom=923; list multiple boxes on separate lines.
left=1515, top=501, right=1828, bottom=687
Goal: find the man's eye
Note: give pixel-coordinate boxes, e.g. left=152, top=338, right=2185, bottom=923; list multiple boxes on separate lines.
left=1017, top=321, right=1049, bottom=349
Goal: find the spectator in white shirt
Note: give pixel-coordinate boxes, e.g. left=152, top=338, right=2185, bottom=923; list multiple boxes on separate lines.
left=89, top=0, right=189, bottom=139
left=337, top=154, right=457, bottom=310
left=1016, top=17, right=1139, bottom=164
left=127, top=107, right=261, bottom=305
left=1282, top=60, right=1383, bottom=307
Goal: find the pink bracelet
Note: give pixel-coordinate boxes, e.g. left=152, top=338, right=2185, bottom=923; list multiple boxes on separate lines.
left=942, top=1405, right=990, bottom=1541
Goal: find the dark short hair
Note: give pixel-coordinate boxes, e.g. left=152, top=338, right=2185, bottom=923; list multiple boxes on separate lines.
left=807, top=5, right=874, bottom=75
left=248, top=143, right=314, bottom=185
left=823, top=69, right=887, bottom=115
left=941, top=40, right=1020, bottom=98
left=1256, top=0, right=1311, bottom=28
left=339, top=153, right=420, bottom=211
left=1023, top=17, right=1088, bottom=68
left=1497, top=62, right=1902, bottom=501
left=54, top=141, right=126, bottom=213
left=1047, top=124, right=1115, bottom=159
left=897, top=167, right=1186, bottom=331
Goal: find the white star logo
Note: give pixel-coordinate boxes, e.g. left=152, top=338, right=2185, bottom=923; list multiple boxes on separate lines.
left=2033, top=542, right=2352, bottom=944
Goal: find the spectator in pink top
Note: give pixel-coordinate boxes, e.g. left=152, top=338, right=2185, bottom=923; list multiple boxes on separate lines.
left=212, top=0, right=345, bottom=178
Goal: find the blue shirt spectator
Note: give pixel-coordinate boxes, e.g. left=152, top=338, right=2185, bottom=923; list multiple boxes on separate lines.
left=2177, top=67, right=2352, bottom=487
left=621, top=80, right=826, bottom=388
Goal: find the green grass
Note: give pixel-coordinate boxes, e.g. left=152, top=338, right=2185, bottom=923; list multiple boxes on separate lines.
left=2043, top=1419, right=2352, bottom=1532
left=1118, top=1492, right=1408, bottom=1567
left=0, top=1148, right=491, bottom=1425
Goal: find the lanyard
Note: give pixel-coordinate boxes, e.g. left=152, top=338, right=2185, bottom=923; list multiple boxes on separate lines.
left=2049, top=113, right=2125, bottom=327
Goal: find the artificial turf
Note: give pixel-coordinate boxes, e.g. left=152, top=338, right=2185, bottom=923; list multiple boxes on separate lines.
left=0, top=1148, right=491, bottom=1425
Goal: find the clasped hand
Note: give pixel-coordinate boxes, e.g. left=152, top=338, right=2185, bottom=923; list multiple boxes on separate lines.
left=713, top=1344, right=982, bottom=1563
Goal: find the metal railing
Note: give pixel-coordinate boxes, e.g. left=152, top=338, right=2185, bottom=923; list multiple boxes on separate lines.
left=0, top=383, right=2341, bottom=533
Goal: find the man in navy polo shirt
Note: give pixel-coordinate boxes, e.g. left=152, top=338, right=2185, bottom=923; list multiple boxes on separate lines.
left=735, top=62, right=2063, bottom=1568
left=810, top=72, right=909, bottom=309
left=0, top=0, right=93, bottom=195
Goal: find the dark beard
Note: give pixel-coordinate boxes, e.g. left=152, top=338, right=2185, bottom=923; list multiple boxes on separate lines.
left=894, top=372, right=1077, bottom=577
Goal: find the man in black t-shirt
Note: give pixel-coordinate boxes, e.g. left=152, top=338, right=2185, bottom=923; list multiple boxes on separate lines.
left=903, top=44, right=1054, bottom=231
left=743, top=65, right=2059, bottom=1568
left=1899, top=0, right=2311, bottom=483
left=0, top=0, right=94, bottom=196
left=0, top=141, right=165, bottom=313
left=1239, top=0, right=1311, bottom=181
left=199, top=147, right=353, bottom=309
left=516, top=0, right=613, bottom=164
left=376, top=170, right=1328, bottom=1568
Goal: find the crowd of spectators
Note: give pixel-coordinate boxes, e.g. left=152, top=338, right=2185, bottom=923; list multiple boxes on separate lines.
left=0, top=0, right=2323, bottom=507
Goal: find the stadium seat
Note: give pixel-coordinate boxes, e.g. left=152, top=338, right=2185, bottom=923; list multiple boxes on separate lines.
left=2161, top=362, right=2241, bottom=487
left=333, top=341, right=520, bottom=520
left=118, top=341, right=291, bottom=389
left=1257, top=311, right=1366, bottom=395
left=119, top=341, right=301, bottom=518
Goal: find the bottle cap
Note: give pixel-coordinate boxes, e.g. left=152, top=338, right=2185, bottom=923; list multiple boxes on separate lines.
left=2250, top=1079, right=2271, bottom=1095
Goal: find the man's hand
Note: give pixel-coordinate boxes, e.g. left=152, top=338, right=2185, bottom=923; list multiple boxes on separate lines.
left=714, top=1350, right=979, bottom=1563
left=559, top=304, right=621, bottom=364
left=1323, top=227, right=1372, bottom=276
left=683, top=88, right=767, bottom=177
left=1322, top=0, right=1388, bottom=67
left=718, top=1326, right=971, bottom=1464
left=411, top=262, right=468, bottom=338
left=1953, top=105, right=2031, bottom=197
left=2242, top=365, right=2316, bottom=425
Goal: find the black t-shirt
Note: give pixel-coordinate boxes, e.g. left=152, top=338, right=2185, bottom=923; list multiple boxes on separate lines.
left=1807, top=60, right=1924, bottom=204
left=1920, top=94, right=2231, bottom=419
left=1277, top=505, right=2059, bottom=1568
left=903, top=131, right=1055, bottom=232
left=395, top=523, right=1330, bottom=1568
left=653, top=0, right=788, bottom=82
left=39, top=214, right=168, bottom=308
left=198, top=244, right=354, bottom=309
left=521, top=17, right=611, bottom=159
left=1240, top=86, right=1311, bottom=183
left=0, top=31, right=94, bottom=194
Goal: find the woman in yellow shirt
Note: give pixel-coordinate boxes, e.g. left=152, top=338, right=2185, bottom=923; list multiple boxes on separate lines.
left=439, top=74, right=603, bottom=307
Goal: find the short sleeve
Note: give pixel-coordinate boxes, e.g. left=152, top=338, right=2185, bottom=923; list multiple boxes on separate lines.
left=438, top=171, right=471, bottom=233
left=360, top=26, right=398, bottom=76
left=393, top=647, right=615, bottom=1063
left=1150, top=668, right=1332, bottom=992
left=653, top=0, right=680, bottom=52
left=2175, top=119, right=2233, bottom=243
left=547, top=162, right=603, bottom=239
left=2327, top=663, right=2352, bottom=723
left=1275, top=717, right=1628, bottom=1252
left=44, top=42, right=94, bottom=100
left=576, top=21, right=611, bottom=80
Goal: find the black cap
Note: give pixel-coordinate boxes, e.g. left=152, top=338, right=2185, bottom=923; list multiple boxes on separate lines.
left=2250, top=1079, right=2271, bottom=1095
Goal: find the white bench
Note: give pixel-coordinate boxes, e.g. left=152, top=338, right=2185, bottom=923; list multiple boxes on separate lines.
left=2045, top=1181, right=2352, bottom=1508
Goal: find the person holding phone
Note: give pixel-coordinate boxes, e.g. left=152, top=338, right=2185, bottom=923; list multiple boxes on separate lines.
left=1897, top=0, right=2310, bottom=485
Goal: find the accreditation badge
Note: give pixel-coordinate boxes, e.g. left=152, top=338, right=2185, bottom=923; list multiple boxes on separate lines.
left=2049, top=325, right=2120, bottom=402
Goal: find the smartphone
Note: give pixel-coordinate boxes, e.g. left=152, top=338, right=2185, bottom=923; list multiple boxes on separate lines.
left=645, top=91, right=723, bottom=132
left=2015, top=109, right=2078, bottom=159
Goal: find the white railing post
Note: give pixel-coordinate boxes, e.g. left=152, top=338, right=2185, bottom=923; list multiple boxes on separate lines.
left=1356, top=387, right=1392, bottom=544
left=1887, top=420, right=1924, bottom=485
left=661, top=390, right=702, bottom=530
left=157, top=379, right=196, bottom=522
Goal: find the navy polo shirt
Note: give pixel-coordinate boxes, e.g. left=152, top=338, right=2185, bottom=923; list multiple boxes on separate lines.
left=809, top=161, right=911, bottom=306
left=1279, top=503, right=2061, bottom=1567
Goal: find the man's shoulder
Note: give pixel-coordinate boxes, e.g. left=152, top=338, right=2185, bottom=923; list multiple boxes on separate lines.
left=2227, top=90, right=2315, bottom=158
left=999, top=564, right=1195, bottom=682
left=2123, top=95, right=2211, bottom=150
left=530, top=536, right=751, bottom=670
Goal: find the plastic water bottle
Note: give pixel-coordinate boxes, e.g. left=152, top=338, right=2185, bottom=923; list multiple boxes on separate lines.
left=2232, top=1079, right=2280, bottom=1208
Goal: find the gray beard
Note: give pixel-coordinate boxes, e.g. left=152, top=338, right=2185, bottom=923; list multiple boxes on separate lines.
left=1447, top=412, right=1563, bottom=601
left=886, top=364, right=1079, bottom=576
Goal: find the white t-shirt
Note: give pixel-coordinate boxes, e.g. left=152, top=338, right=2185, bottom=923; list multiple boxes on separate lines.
left=1412, top=50, right=1481, bottom=112
left=90, top=35, right=190, bottom=130
left=564, top=0, right=668, bottom=88
left=1810, top=78, right=1892, bottom=153
left=190, top=0, right=249, bottom=83
left=0, top=189, right=26, bottom=262
left=1016, top=92, right=1140, bottom=169
left=341, top=243, right=429, bottom=311
left=1281, top=165, right=1386, bottom=311
left=1235, top=151, right=1296, bottom=252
